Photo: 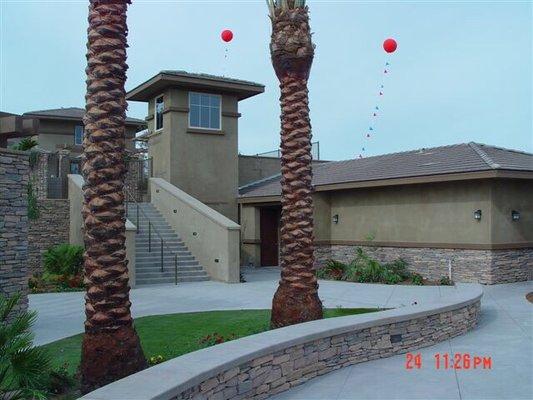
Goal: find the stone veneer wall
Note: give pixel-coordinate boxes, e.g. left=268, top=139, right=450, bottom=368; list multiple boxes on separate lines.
left=314, top=245, right=532, bottom=285
left=175, top=301, right=480, bottom=400
left=0, top=148, right=29, bottom=313
left=28, top=199, right=70, bottom=276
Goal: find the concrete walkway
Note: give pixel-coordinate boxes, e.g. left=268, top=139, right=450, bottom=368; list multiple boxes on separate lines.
left=273, top=280, right=532, bottom=400
left=32, top=267, right=463, bottom=346
left=29, top=269, right=531, bottom=399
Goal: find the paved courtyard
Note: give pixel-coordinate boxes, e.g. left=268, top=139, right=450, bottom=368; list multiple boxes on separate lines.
left=29, top=268, right=532, bottom=399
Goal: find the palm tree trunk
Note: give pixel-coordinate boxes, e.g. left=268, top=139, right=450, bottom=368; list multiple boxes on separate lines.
left=269, top=4, right=323, bottom=328
left=80, top=0, right=146, bottom=393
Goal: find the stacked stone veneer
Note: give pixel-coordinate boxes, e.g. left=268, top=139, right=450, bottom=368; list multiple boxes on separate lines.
left=314, top=245, right=532, bottom=285
left=0, top=148, right=29, bottom=313
left=28, top=199, right=70, bottom=276
left=175, top=301, right=480, bottom=400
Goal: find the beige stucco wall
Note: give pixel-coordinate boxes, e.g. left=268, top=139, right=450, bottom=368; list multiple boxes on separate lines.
left=67, top=174, right=138, bottom=287
left=240, top=178, right=533, bottom=265
left=238, top=156, right=330, bottom=187
left=147, top=88, right=239, bottom=222
left=150, top=178, right=240, bottom=283
left=329, top=180, right=492, bottom=245
left=240, top=205, right=261, bottom=266
left=490, top=179, right=533, bottom=245
left=38, top=120, right=138, bottom=153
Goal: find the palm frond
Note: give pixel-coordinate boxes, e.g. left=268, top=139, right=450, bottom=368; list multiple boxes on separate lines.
left=266, top=0, right=306, bottom=16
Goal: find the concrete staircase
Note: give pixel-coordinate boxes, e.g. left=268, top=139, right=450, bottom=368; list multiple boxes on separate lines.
left=127, top=203, right=209, bottom=285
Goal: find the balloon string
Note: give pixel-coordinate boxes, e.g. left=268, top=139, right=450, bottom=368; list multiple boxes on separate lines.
left=359, top=58, right=391, bottom=159
left=222, top=47, right=229, bottom=77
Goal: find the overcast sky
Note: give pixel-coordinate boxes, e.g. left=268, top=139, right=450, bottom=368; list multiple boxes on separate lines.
left=1, top=1, right=531, bottom=160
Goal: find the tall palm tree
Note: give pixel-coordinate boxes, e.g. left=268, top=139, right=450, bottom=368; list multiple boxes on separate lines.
left=267, top=0, right=323, bottom=328
left=80, top=0, right=146, bottom=393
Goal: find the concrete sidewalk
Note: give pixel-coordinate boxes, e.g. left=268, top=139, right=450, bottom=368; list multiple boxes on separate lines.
left=273, top=280, right=532, bottom=400
left=32, top=267, right=461, bottom=346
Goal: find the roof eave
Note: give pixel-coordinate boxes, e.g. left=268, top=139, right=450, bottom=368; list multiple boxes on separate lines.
left=238, top=169, right=533, bottom=203
left=126, top=73, right=265, bottom=102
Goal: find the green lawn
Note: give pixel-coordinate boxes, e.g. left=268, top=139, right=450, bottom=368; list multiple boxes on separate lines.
left=42, top=308, right=379, bottom=375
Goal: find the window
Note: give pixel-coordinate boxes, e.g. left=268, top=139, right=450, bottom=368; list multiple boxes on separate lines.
left=155, top=95, right=164, bottom=131
left=74, top=125, right=84, bottom=145
left=189, top=92, right=221, bottom=130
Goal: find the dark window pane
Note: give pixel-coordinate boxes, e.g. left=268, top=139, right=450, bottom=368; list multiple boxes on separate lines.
left=210, top=108, right=220, bottom=129
left=200, top=106, right=210, bottom=127
left=190, top=105, right=200, bottom=127
left=200, top=94, right=210, bottom=106
left=210, top=95, right=220, bottom=108
left=190, top=93, right=200, bottom=105
left=74, top=125, right=84, bottom=145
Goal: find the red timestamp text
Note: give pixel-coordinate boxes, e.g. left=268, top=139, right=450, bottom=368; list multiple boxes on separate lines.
left=405, top=353, right=493, bottom=370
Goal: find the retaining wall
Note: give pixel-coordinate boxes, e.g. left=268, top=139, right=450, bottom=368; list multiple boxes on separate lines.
left=0, top=148, right=29, bottom=313
left=81, top=285, right=482, bottom=400
left=315, top=244, right=532, bottom=284
left=28, top=198, right=70, bottom=276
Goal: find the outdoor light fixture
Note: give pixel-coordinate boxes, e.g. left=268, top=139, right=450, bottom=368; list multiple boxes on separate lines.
left=511, top=210, right=520, bottom=221
left=332, top=214, right=339, bottom=224
left=473, top=210, right=482, bottom=221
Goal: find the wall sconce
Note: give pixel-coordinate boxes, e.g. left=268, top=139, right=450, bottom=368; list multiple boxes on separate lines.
left=511, top=210, right=520, bottom=221
left=473, top=210, right=482, bottom=221
left=332, top=214, right=339, bottom=224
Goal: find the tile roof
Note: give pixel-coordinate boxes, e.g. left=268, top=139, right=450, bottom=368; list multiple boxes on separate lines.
left=23, top=107, right=145, bottom=125
left=239, top=143, right=533, bottom=198
left=160, top=70, right=264, bottom=88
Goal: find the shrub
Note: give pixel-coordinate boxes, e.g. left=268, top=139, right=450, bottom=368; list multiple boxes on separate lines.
left=43, top=244, right=84, bottom=277
left=148, top=355, right=166, bottom=366
left=0, top=294, right=51, bottom=400
left=439, top=276, right=453, bottom=286
left=13, top=137, right=38, bottom=151
left=411, top=273, right=424, bottom=285
left=198, top=332, right=236, bottom=347
left=46, top=363, right=77, bottom=395
left=316, top=260, right=347, bottom=280
left=382, top=270, right=402, bottom=284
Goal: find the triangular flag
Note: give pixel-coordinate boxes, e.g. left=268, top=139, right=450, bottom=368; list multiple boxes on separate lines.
left=367, top=134, right=371, bottom=138
left=379, top=92, right=383, bottom=95
left=384, top=69, right=388, bottom=73
left=373, top=113, right=377, bottom=117
left=380, top=85, right=384, bottom=89
left=369, top=127, right=373, bottom=131
left=362, top=147, right=365, bottom=151
left=375, top=106, right=379, bottom=110
left=385, top=62, right=390, bottom=66
left=358, top=154, right=363, bottom=159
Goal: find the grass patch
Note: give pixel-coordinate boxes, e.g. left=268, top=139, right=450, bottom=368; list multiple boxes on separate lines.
left=42, top=308, right=379, bottom=375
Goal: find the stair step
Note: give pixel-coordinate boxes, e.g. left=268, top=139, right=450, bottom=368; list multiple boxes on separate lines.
left=136, top=276, right=210, bottom=285
left=136, top=261, right=200, bottom=268
left=136, top=271, right=208, bottom=278
left=136, top=266, right=204, bottom=272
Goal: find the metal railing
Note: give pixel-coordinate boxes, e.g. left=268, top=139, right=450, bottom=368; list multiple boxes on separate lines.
left=124, top=186, right=179, bottom=285
left=254, top=141, right=320, bottom=160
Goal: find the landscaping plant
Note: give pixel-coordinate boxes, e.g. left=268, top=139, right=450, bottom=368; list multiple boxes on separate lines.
left=267, top=0, right=323, bottom=328
left=43, top=244, right=84, bottom=277
left=12, top=137, right=38, bottom=152
left=80, top=0, right=146, bottom=392
left=0, top=294, right=50, bottom=400
left=411, top=273, right=424, bottom=285
left=439, top=276, right=453, bottom=286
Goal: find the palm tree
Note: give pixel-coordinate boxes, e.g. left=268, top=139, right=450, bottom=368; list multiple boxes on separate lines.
left=80, top=0, right=146, bottom=393
left=267, top=0, right=323, bottom=328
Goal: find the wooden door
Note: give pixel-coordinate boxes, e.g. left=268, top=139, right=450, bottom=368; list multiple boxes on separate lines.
left=260, top=207, right=280, bottom=266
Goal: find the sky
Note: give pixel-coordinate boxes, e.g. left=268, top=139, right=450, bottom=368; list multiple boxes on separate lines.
left=0, top=1, right=531, bottom=160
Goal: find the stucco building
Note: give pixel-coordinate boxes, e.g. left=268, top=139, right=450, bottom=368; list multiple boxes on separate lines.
left=239, top=143, right=533, bottom=284
left=0, top=107, right=145, bottom=152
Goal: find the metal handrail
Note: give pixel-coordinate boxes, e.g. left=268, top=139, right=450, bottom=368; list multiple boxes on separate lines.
left=124, top=186, right=179, bottom=285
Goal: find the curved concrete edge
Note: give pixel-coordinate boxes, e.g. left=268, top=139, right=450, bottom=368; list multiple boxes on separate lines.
left=81, top=285, right=483, bottom=400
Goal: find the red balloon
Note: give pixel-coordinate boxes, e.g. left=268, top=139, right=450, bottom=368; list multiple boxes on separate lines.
left=221, top=29, right=233, bottom=43
left=383, top=38, right=397, bottom=53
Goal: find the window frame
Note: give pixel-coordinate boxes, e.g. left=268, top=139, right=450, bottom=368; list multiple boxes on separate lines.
left=188, top=92, right=222, bottom=131
left=74, top=125, right=84, bottom=146
left=154, top=94, right=164, bottom=132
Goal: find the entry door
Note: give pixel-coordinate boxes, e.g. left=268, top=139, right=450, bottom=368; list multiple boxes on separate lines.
left=260, top=207, right=280, bottom=266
